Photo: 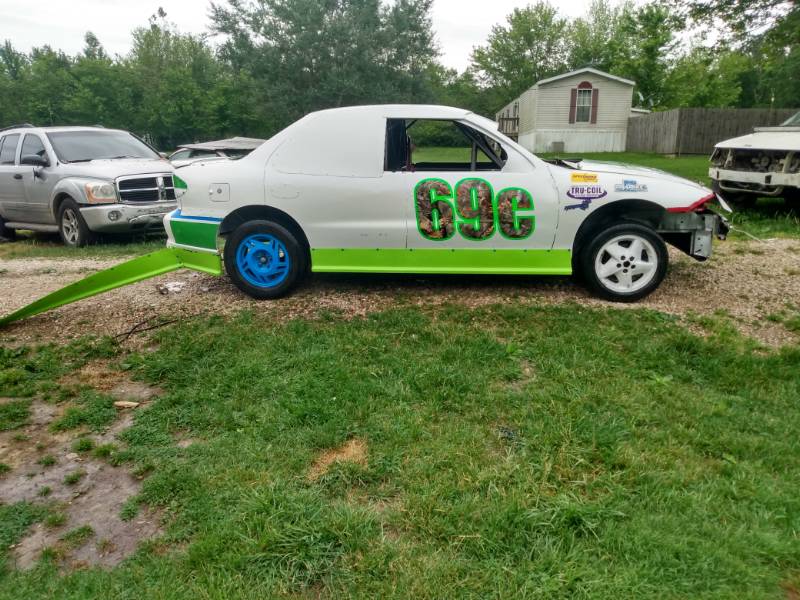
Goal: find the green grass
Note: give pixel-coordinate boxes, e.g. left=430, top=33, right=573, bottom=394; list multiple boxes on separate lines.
left=0, top=399, right=30, bottom=431
left=0, top=232, right=164, bottom=260
left=1, top=306, right=799, bottom=597
left=416, top=147, right=800, bottom=239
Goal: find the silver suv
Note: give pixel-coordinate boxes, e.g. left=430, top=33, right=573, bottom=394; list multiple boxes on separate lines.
left=0, top=125, right=177, bottom=246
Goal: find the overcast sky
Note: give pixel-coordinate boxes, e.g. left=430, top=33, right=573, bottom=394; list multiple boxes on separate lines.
left=0, top=0, right=623, bottom=72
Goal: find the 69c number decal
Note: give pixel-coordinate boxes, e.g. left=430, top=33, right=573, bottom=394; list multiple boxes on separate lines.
left=414, top=178, right=535, bottom=242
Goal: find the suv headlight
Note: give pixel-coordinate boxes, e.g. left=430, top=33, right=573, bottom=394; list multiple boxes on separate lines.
left=85, top=182, right=117, bottom=204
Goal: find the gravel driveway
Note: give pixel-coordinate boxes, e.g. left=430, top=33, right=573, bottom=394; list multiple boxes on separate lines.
left=1, top=239, right=798, bottom=347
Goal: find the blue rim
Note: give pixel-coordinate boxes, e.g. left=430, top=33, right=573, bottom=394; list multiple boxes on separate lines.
left=235, top=233, right=291, bottom=288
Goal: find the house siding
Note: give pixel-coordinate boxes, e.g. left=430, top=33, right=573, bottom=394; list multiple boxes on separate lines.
left=500, top=70, right=635, bottom=154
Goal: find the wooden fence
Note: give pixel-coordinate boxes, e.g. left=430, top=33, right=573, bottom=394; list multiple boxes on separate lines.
left=626, top=108, right=798, bottom=155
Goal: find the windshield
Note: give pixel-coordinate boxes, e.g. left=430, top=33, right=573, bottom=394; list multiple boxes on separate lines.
left=781, top=112, right=800, bottom=126
left=46, top=130, right=159, bottom=162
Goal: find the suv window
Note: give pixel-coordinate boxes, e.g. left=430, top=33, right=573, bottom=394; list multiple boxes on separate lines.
left=385, top=119, right=506, bottom=172
left=21, top=134, right=47, bottom=159
left=46, top=130, right=159, bottom=162
left=0, top=134, right=20, bottom=165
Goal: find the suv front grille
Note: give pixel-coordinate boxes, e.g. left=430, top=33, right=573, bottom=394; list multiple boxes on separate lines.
left=117, top=175, right=176, bottom=203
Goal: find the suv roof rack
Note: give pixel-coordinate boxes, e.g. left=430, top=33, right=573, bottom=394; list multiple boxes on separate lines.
left=0, top=123, right=35, bottom=133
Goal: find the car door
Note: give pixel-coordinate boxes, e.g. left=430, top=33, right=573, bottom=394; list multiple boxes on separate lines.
left=383, top=118, right=563, bottom=274
left=0, top=134, right=26, bottom=221
left=19, top=133, right=54, bottom=224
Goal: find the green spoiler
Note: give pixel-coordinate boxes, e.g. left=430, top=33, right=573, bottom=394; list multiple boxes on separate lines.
left=0, top=248, right=221, bottom=327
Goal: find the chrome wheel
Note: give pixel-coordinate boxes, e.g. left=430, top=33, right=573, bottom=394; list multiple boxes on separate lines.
left=61, top=208, right=79, bottom=245
left=594, top=234, right=659, bottom=294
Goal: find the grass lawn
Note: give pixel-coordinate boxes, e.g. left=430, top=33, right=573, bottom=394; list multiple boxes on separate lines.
left=0, top=233, right=165, bottom=261
left=2, top=306, right=800, bottom=597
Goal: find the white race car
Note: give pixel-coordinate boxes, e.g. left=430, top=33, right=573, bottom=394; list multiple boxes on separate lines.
left=165, top=105, right=727, bottom=302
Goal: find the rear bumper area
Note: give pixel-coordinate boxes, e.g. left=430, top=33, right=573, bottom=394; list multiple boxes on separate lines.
left=80, top=202, right=177, bottom=233
left=658, top=211, right=728, bottom=261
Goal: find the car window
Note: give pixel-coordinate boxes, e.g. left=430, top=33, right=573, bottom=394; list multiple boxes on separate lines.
left=189, top=150, right=218, bottom=159
left=0, top=134, right=20, bottom=165
left=21, top=134, right=47, bottom=159
left=385, top=119, right=506, bottom=172
left=170, top=150, right=191, bottom=160
left=781, top=112, right=800, bottom=126
left=46, top=130, right=159, bottom=162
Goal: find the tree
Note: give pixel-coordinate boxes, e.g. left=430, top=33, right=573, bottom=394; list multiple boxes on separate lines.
left=567, top=0, right=632, bottom=72
left=611, top=3, right=681, bottom=108
left=210, top=0, right=440, bottom=135
left=470, top=2, right=569, bottom=108
left=126, top=10, right=227, bottom=148
left=669, top=0, right=799, bottom=44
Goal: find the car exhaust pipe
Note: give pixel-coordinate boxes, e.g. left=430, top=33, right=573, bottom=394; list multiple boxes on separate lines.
left=0, top=248, right=221, bottom=327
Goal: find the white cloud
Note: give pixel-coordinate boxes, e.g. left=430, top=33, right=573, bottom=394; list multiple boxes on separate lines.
left=0, top=0, right=628, bottom=70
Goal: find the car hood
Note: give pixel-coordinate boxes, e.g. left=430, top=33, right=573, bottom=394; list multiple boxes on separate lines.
left=58, top=158, right=174, bottom=179
left=714, top=130, right=800, bottom=151
left=571, top=159, right=707, bottom=191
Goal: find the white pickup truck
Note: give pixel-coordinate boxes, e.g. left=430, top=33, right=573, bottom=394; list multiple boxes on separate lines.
left=709, top=111, right=800, bottom=207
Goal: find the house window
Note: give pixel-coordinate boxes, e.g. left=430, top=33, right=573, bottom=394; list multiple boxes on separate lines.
left=576, top=89, right=592, bottom=123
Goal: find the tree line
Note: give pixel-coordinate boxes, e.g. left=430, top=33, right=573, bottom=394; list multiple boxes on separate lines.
left=0, top=0, right=796, bottom=150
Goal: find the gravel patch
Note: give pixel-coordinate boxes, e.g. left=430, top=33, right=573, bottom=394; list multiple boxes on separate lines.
left=1, top=240, right=798, bottom=347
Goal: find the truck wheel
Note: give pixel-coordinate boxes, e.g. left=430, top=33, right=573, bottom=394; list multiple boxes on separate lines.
left=0, top=215, right=15, bottom=241
left=58, top=199, right=95, bottom=247
left=580, top=222, right=668, bottom=302
left=223, top=220, right=306, bottom=299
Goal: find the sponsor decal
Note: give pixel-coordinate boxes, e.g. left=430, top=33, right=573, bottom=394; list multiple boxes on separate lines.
left=615, top=179, right=648, bottom=193
left=571, top=172, right=599, bottom=184
left=565, top=185, right=607, bottom=211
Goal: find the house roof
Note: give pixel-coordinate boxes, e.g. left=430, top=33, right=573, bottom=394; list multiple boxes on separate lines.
left=535, top=67, right=635, bottom=88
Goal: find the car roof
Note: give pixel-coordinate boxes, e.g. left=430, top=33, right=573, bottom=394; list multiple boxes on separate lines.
left=307, top=104, right=474, bottom=121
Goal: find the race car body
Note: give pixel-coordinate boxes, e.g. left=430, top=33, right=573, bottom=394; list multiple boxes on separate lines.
left=165, top=105, right=727, bottom=302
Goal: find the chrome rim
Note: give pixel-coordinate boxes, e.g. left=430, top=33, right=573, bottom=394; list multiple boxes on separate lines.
left=61, top=209, right=79, bottom=245
left=594, top=234, right=658, bottom=294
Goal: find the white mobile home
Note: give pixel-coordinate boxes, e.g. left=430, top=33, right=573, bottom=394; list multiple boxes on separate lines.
left=496, top=68, right=637, bottom=153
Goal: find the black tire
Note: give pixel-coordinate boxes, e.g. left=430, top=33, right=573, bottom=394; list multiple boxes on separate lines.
left=783, top=188, right=800, bottom=203
left=58, top=199, right=95, bottom=247
left=223, top=220, right=306, bottom=299
left=0, top=214, right=15, bottom=241
left=579, top=222, right=668, bottom=302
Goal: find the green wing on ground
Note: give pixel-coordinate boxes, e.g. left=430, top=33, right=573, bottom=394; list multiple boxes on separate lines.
left=0, top=248, right=222, bottom=327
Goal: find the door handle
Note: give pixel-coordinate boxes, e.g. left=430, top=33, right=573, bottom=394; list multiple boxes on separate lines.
left=13, top=174, right=22, bottom=180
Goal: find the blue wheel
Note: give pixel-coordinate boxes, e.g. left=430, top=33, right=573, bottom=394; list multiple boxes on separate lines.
left=224, top=220, right=306, bottom=299
left=236, top=233, right=291, bottom=288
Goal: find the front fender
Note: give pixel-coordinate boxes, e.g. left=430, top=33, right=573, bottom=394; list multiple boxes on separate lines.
left=49, top=177, right=111, bottom=219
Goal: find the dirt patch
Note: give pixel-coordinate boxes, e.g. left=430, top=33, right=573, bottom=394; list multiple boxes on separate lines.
left=308, top=438, right=368, bottom=482
left=0, top=376, right=163, bottom=570
left=1, top=239, right=799, bottom=347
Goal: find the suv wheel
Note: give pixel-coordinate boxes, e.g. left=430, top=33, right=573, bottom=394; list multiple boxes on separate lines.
left=58, top=199, right=95, bottom=247
left=580, top=222, right=668, bottom=302
left=0, top=215, right=15, bottom=241
left=223, top=220, right=307, bottom=299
